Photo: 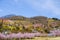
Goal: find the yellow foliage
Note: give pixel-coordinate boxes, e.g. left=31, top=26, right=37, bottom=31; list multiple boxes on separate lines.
left=48, top=19, right=54, bottom=27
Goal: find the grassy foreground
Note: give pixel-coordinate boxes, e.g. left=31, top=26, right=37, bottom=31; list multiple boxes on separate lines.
left=24, top=37, right=60, bottom=40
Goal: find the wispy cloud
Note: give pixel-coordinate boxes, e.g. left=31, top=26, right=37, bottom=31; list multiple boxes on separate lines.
left=41, top=0, right=60, bottom=15
left=25, top=0, right=60, bottom=15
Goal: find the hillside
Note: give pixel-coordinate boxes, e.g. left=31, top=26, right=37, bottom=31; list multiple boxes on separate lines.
left=0, top=14, right=60, bottom=34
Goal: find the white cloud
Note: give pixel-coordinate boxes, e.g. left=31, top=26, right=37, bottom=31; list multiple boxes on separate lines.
left=41, top=0, right=60, bottom=15
left=25, top=0, right=60, bottom=15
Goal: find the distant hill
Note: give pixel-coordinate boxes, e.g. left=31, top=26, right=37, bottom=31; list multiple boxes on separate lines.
left=1, top=14, right=16, bottom=18
left=1, top=14, right=28, bottom=20
left=30, top=16, right=48, bottom=26
left=1, top=14, right=60, bottom=27
left=1, top=14, right=60, bottom=25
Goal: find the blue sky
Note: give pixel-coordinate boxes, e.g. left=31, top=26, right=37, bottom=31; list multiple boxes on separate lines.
left=0, top=0, right=60, bottom=18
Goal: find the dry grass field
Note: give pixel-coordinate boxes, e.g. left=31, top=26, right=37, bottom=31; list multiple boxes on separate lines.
left=24, top=37, right=60, bottom=40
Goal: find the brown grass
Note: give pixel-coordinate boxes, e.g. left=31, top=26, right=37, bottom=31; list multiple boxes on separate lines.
left=24, top=37, right=60, bottom=40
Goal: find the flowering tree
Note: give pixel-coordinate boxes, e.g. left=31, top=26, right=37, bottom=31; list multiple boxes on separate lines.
left=50, top=29, right=60, bottom=36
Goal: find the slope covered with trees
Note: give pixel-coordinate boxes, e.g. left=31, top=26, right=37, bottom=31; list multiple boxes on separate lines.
left=0, top=14, right=60, bottom=40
